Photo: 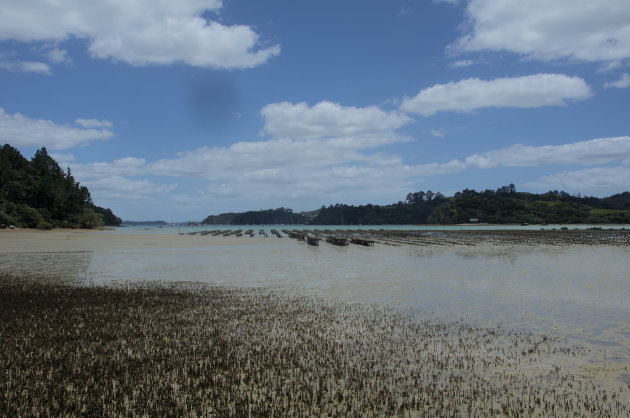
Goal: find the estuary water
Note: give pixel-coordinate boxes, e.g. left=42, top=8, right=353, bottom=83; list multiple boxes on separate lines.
left=94, top=237, right=630, bottom=352
left=1, top=227, right=629, bottom=384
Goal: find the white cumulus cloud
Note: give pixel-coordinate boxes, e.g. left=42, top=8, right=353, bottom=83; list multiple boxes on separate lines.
left=261, top=101, right=413, bottom=139
left=46, top=48, right=72, bottom=64
left=604, top=73, right=630, bottom=89
left=147, top=134, right=406, bottom=181
left=75, top=118, right=114, bottom=129
left=410, top=136, right=630, bottom=175
left=49, top=153, right=75, bottom=163
left=0, top=0, right=280, bottom=69
left=84, top=176, right=178, bottom=200
left=72, top=157, right=147, bottom=181
left=0, top=59, right=51, bottom=75
left=0, top=108, right=113, bottom=150
left=69, top=134, right=630, bottom=217
left=400, top=74, right=591, bottom=116
left=69, top=128, right=414, bottom=213
left=450, top=59, right=475, bottom=68
left=527, top=167, right=630, bottom=191
left=452, top=0, right=630, bottom=63
left=464, top=136, right=630, bottom=168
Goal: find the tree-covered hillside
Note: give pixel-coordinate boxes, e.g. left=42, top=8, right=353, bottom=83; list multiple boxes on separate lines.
left=196, top=185, right=630, bottom=227
left=198, top=185, right=630, bottom=227
left=428, top=187, right=630, bottom=224
left=308, top=185, right=630, bottom=225
left=202, top=208, right=307, bottom=225
left=0, top=144, right=121, bottom=229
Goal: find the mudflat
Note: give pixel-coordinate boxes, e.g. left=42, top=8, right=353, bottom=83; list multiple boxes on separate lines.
left=1, top=227, right=629, bottom=415
left=0, top=228, right=247, bottom=252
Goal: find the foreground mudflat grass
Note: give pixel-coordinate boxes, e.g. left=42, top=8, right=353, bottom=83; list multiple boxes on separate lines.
left=1, top=274, right=627, bottom=416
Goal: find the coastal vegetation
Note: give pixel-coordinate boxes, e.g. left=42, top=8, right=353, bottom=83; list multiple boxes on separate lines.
left=311, top=185, right=630, bottom=225
left=202, top=185, right=630, bottom=226
left=1, top=273, right=625, bottom=416
left=122, top=220, right=169, bottom=226
left=201, top=207, right=308, bottom=226
left=0, top=144, right=121, bottom=229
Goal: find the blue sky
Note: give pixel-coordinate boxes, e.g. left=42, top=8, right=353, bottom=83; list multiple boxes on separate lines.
left=1, top=0, right=630, bottom=221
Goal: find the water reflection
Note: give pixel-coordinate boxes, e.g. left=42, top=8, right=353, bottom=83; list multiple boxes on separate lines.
left=5, top=238, right=629, bottom=366
left=81, top=241, right=629, bottom=318
left=409, top=243, right=568, bottom=265
left=0, top=251, right=92, bottom=277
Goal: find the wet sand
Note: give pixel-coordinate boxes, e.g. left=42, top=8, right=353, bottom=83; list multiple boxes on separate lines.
left=1, top=228, right=629, bottom=415
left=2, top=226, right=629, bottom=252
left=0, top=228, right=247, bottom=252
left=2, top=274, right=628, bottom=416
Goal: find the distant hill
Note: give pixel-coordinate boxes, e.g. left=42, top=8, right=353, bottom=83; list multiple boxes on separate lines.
left=200, top=212, right=239, bottom=225
left=201, top=208, right=308, bottom=225
left=200, top=185, right=630, bottom=226
left=310, top=186, right=630, bottom=225
left=427, top=188, right=630, bottom=225
left=122, top=220, right=169, bottom=226
left=0, top=144, right=122, bottom=229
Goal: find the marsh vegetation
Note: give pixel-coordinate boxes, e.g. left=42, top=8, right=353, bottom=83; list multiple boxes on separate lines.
left=1, top=273, right=627, bottom=416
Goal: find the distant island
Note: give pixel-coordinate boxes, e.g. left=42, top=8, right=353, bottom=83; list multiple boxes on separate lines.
left=202, top=185, right=630, bottom=226
left=1, top=144, right=122, bottom=229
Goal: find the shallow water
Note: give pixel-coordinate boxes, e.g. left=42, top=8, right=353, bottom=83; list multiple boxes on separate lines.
left=2, top=232, right=629, bottom=381
left=84, top=239, right=630, bottom=357
left=120, top=223, right=630, bottom=234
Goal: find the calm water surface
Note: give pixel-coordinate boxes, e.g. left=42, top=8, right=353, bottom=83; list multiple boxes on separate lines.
left=86, top=238, right=630, bottom=355
left=3, top=231, right=629, bottom=367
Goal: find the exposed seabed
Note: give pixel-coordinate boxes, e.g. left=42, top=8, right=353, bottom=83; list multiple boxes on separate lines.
left=1, top=274, right=627, bottom=416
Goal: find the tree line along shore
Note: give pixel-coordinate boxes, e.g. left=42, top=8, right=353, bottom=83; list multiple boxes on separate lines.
left=1, top=145, right=121, bottom=229
left=200, top=187, right=630, bottom=226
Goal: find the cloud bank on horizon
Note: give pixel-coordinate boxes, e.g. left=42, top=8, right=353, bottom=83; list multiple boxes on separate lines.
left=1, top=0, right=629, bottom=220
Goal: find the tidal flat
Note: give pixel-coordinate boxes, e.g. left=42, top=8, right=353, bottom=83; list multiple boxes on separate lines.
left=1, top=228, right=629, bottom=415
left=1, top=274, right=627, bottom=416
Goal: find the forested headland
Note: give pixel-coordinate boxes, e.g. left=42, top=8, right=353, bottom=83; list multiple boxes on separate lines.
left=312, top=185, right=630, bottom=225
left=203, top=185, right=630, bottom=226
left=1, top=144, right=121, bottom=229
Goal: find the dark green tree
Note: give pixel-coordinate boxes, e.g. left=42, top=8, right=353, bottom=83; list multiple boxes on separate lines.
left=0, top=144, right=121, bottom=228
